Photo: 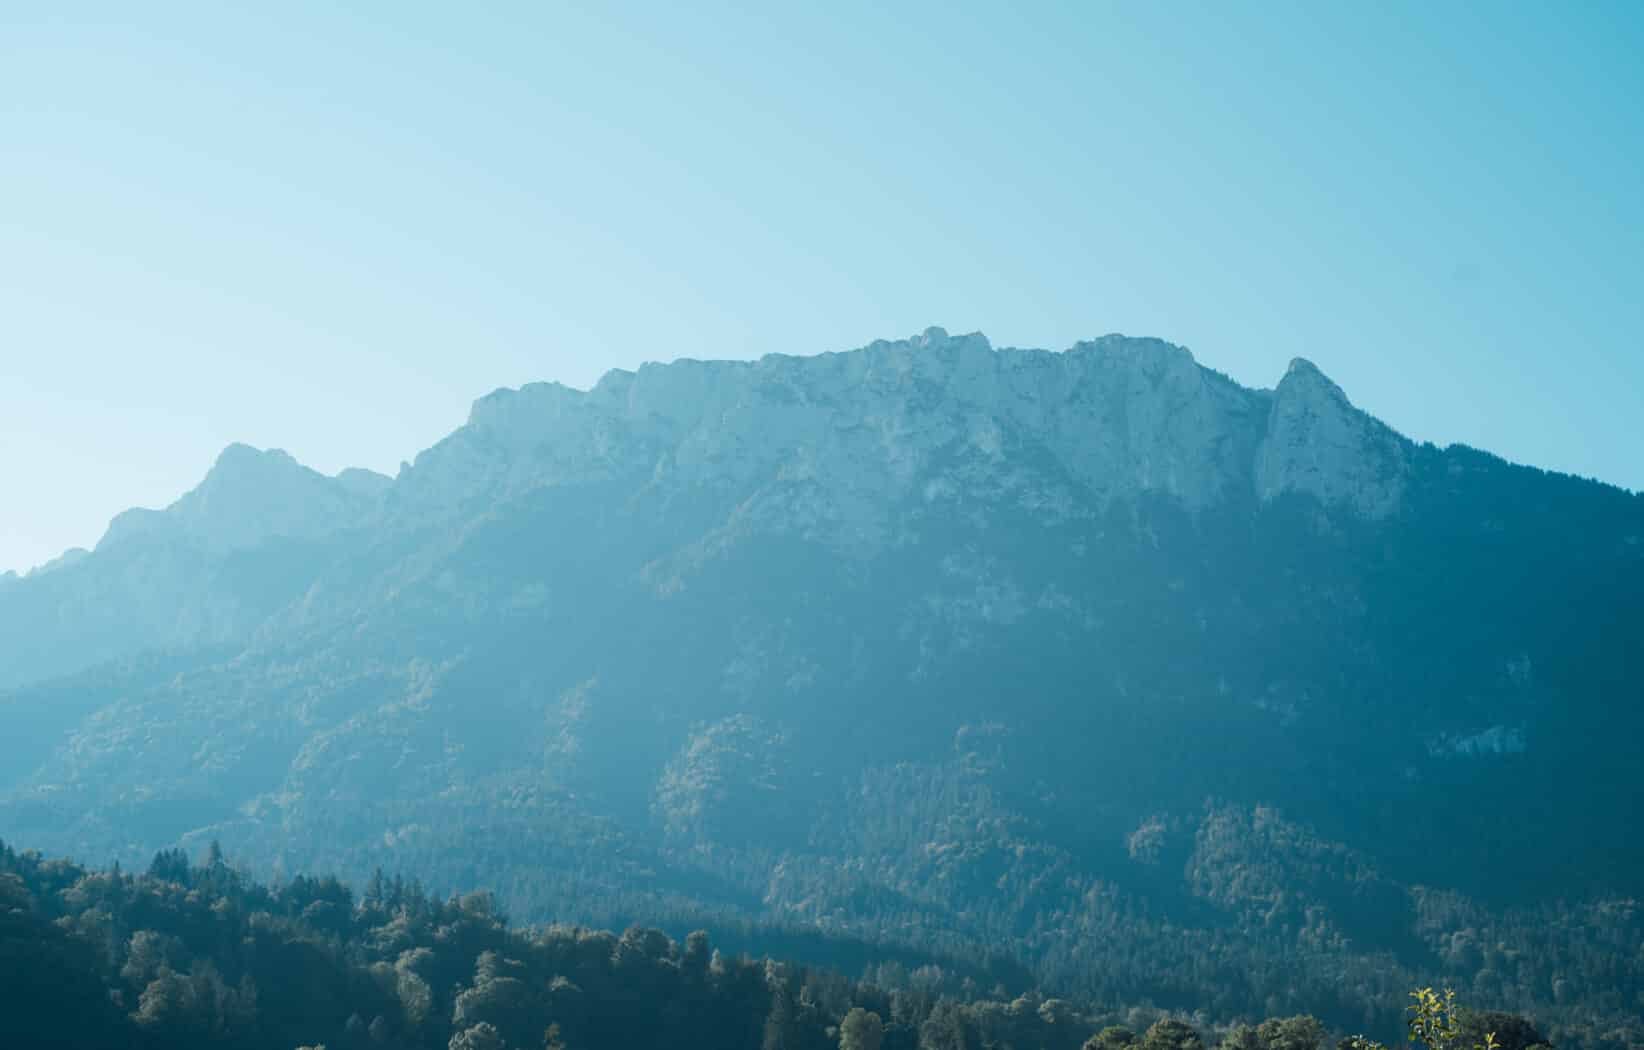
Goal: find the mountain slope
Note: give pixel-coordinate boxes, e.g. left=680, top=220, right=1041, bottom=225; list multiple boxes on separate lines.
left=2, top=328, right=1641, bottom=1039
left=0, top=445, right=388, bottom=691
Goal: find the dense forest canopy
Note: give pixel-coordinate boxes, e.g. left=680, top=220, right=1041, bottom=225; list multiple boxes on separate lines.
left=0, top=841, right=1571, bottom=1050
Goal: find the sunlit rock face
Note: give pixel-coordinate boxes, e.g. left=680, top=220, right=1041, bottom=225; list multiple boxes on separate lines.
left=394, top=328, right=1392, bottom=542
left=1255, top=357, right=1408, bottom=517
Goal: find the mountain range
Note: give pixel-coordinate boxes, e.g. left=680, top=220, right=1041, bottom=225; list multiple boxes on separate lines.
left=4, top=328, right=1641, bottom=1041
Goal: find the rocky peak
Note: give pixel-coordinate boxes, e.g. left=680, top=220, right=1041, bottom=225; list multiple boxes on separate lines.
left=1276, top=357, right=1346, bottom=406
left=911, top=325, right=952, bottom=348
left=1255, top=357, right=1407, bottom=517
left=211, top=441, right=298, bottom=473
left=99, top=444, right=387, bottom=555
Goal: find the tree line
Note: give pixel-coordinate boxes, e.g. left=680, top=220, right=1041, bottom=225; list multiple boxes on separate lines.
left=0, top=839, right=1559, bottom=1050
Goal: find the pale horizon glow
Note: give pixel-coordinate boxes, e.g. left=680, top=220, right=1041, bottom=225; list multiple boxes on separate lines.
left=3, top=3, right=1641, bottom=574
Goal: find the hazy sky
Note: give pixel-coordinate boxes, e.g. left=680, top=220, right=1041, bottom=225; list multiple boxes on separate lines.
left=3, top=3, right=1641, bottom=574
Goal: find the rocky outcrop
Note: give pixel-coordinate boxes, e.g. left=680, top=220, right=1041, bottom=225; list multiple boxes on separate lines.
left=166, top=444, right=388, bottom=551
left=1255, top=358, right=1408, bottom=517
left=98, top=444, right=389, bottom=554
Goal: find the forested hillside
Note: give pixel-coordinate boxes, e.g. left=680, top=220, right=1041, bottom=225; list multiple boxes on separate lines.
left=2, top=330, right=1641, bottom=1047
left=0, top=841, right=1561, bottom=1050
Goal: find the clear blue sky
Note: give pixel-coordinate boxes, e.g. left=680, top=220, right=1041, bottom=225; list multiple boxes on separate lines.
left=3, top=2, right=1641, bottom=574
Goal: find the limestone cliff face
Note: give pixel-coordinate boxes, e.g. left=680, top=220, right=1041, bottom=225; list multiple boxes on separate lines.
left=1254, top=359, right=1408, bottom=518
left=395, top=328, right=1402, bottom=539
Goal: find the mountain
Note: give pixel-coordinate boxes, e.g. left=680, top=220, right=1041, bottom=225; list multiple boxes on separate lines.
left=2, top=328, right=1641, bottom=1043
left=0, top=445, right=390, bottom=691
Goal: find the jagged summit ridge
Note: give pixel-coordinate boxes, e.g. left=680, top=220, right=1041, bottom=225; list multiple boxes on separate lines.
left=409, top=329, right=1404, bottom=524
left=45, top=329, right=1411, bottom=577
